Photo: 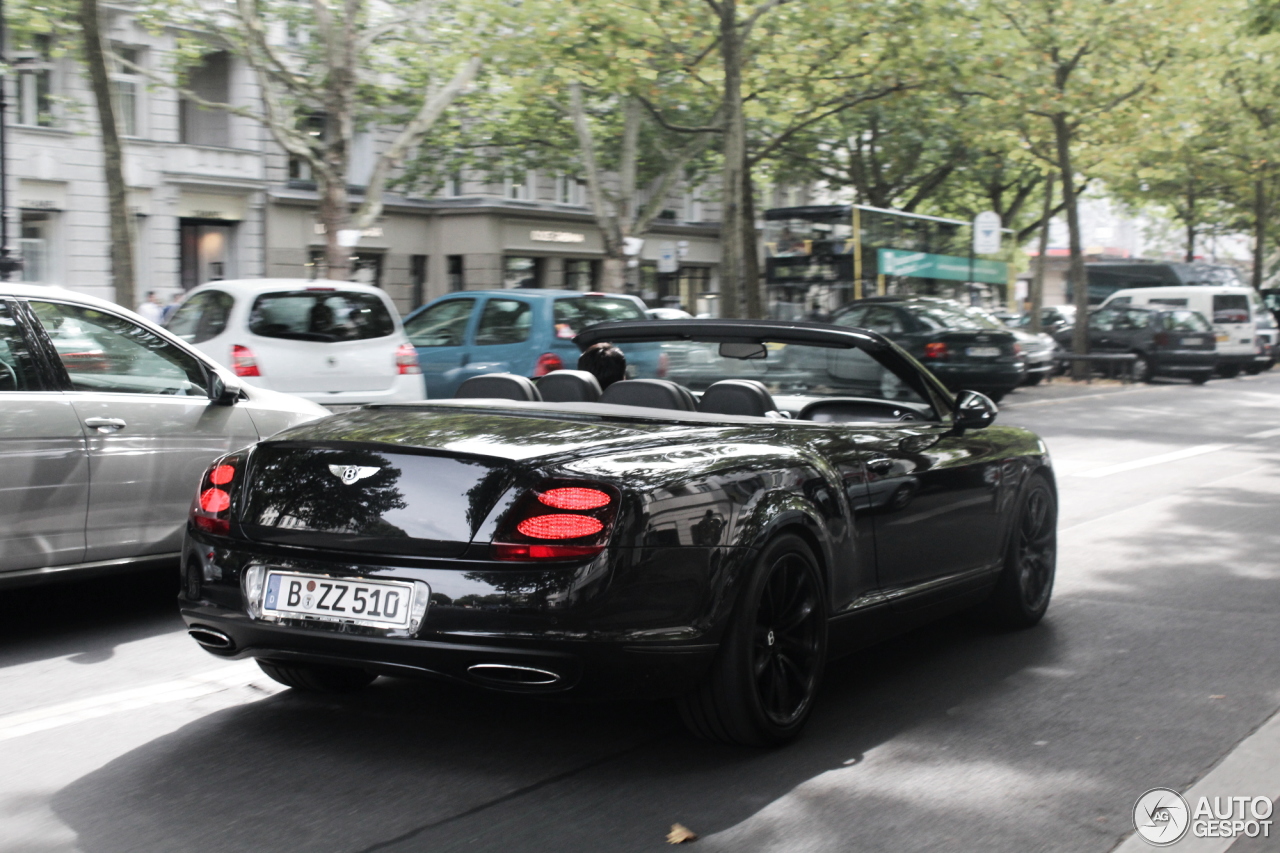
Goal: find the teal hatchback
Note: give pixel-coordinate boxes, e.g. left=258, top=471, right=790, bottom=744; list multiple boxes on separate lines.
left=403, top=291, right=653, bottom=398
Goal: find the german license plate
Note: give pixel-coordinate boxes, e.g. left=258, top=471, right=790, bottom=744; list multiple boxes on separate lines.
left=1181, top=337, right=1203, bottom=346
left=966, top=346, right=1001, bottom=357
left=263, top=571, right=414, bottom=628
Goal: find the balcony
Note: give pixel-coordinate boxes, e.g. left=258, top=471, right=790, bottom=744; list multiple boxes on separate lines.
left=164, top=144, right=264, bottom=186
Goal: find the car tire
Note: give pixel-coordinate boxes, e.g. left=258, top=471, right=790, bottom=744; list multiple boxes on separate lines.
left=1190, top=371, right=1212, bottom=385
left=1217, top=364, right=1242, bottom=379
left=988, top=475, right=1056, bottom=629
left=1131, top=352, right=1154, bottom=383
left=1024, top=374, right=1044, bottom=386
left=987, top=391, right=1006, bottom=403
left=257, top=660, right=377, bottom=692
left=1244, top=365, right=1263, bottom=376
left=679, top=534, right=827, bottom=747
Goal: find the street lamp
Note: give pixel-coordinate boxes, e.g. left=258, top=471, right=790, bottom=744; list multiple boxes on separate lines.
left=0, top=0, right=25, bottom=279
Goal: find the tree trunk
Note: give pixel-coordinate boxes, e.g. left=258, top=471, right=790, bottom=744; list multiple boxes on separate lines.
left=742, top=170, right=761, bottom=318
left=1253, top=175, right=1267, bottom=290
left=600, top=255, right=627, bottom=293
left=1184, top=182, right=1197, bottom=263
left=318, top=174, right=351, bottom=280
left=718, top=0, right=747, bottom=319
left=1030, top=173, right=1054, bottom=335
left=1054, top=116, right=1089, bottom=378
left=78, top=0, right=136, bottom=309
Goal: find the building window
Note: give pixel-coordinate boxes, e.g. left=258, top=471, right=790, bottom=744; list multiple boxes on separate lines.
left=288, top=113, right=324, bottom=183
left=683, top=191, right=703, bottom=223
left=111, top=46, right=142, bottom=137
left=445, top=171, right=463, bottom=197
left=447, top=255, right=465, bottom=291
left=19, top=211, right=55, bottom=283
left=180, top=52, right=231, bottom=147
left=503, top=256, right=540, bottom=289
left=555, top=174, right=585, bottom=206
left=504, top=170, right=536, bottom=201
left=564, top=259, right=594, bottom=291
left=411, top=255, right=427, bottom=308
left=16, top=36, right=55, bottom=128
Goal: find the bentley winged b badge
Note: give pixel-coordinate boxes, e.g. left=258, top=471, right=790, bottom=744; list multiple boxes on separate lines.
left=329, top=464, right=380, bottom=485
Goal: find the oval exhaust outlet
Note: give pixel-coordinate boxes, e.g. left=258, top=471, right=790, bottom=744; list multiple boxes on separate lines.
left=467, top=663, right=561, bottom=687
left=188, top=627, right=234, bottom=650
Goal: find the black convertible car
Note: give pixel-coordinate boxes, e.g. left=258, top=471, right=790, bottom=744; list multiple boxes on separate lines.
left=181, top=320, right=1057, bottom=746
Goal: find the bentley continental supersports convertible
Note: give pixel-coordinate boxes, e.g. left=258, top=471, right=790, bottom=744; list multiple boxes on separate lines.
left=180, top=319, right=1057, bottom=746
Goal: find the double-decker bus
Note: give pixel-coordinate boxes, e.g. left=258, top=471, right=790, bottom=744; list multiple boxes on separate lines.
left=763, top=204, right=1009, bottom=319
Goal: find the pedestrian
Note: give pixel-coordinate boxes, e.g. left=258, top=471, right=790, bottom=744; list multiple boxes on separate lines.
left=136, top=291, right=163, bottom=324
left=160, top=292, right=184, bottom=323
left=578, top=342, right=626, bottom=391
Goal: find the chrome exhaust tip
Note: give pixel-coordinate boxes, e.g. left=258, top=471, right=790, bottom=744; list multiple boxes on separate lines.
left=467, top=662, right=561, bottom=687
left=188, top=626, right=234, bottom=650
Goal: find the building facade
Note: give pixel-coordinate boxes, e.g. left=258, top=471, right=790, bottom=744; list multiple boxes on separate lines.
left=7, top=15, right=723, bottom=316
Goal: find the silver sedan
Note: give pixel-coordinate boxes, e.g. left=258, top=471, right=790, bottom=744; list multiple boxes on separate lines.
left=0, top=284, right=327, bottom=587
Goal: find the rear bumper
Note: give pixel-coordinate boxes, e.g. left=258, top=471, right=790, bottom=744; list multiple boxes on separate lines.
left=929, top=362, right=1025, bottom=394
left=1153, top=351, right=1217, bottom=374
left=179, top=534, right=733, bottom=698
left=287, top=374, right=427, bottom=406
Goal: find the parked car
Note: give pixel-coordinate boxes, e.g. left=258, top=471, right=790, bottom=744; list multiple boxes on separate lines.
left=0, top=284, right=326, bottom=588
left=646, top=307, right=694, bottom=320
left=830, top=296, right=1025, bottom=402
left=1017, top=305, right=1077, bottom=337
left=1052, top=304, right=1217, bottom=383
left=179, top=318, right=1056, bottom=747
left=166, top=279, right=425, bottom=405
left=1101, top=285, right=1268, bottom=377
left=963, top=305, right=1057, bottom=386
left=403, top=290, right=654, bottom=398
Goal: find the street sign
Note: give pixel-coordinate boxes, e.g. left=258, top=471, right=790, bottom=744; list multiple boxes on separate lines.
left=973, top=211, right=1002, bottom=255
left=657, top=241, right=678, bottom=273
left=878, top=248, right=1008, bottom=284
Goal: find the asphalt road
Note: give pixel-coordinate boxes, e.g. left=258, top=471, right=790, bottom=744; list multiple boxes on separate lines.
left=3, top=373, right=1279, bottom=853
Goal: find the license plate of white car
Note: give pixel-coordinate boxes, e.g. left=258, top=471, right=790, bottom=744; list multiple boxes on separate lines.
left=263, top=572, right=414, bottom=628
left=1181, top=337, right=1203, bottom=346
left=966, top=346, right=1001, bottom=357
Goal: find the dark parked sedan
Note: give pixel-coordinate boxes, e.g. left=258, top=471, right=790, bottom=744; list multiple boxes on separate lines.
left=180, top=319, right=1057, bottom=746
left=1052, top=305, right=1216, bottom=383
left=830, top=297, right=1025, bottom=401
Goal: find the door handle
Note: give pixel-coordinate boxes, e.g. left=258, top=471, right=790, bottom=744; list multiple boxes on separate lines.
left=866, top=457, right=895, bottom=475
left=84, top=417, right=126, bottom=433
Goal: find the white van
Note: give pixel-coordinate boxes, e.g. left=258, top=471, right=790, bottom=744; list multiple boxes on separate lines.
left=1102, top=285, right=1270, bottom=377
left=165, top=279, right=427, bottom=405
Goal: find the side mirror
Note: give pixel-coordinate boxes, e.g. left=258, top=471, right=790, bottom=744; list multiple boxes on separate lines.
left=953, top=389, right=997, bottom=431
left=209, top=374, right=242, bottom=406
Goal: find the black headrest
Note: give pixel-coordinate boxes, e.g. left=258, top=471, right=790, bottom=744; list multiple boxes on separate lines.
left=599, top=379, right=697, bottom=411
left=454, top=373, right=541, bottom=402
left=698, top=379, right=778, bottom=418
left=537, top=369, right=602, bottom=403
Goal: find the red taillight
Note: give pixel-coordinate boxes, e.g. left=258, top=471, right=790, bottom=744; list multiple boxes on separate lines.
left=492, top=480, right=618, bottom=561
left=396, top=343, right=421, bottom=375
left=517, top=514, right=604, bottom=539
left=232, top=344, right=260, bottom=377
left=534, top=352, right=563, bottom=377
left=539, top=487, right=612, bottom=510
left=191, top=454, right=240, bottom=537
left=924, top=342, right=949, bottom=360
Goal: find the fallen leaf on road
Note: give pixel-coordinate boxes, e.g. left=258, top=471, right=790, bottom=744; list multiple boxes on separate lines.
left=667, top=824, right=698, bottom=844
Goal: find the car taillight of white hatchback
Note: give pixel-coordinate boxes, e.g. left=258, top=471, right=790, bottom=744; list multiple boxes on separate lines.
left=396, top=344, right=421, bottom=375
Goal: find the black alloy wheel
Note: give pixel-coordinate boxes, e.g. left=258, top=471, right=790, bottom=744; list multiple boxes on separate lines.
left=989, top=475, right=1057, bottom=628
left=257, top=660, right=378, bottom=692
left=679, top=534, right=827, bottom=746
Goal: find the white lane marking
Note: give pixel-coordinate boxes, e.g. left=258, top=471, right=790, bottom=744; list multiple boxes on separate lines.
left=1110, top=703, right=1280, bottom=853
left=1246, top=426, right=1280, bottom=438
left=0, top=663, right=266, bottom=742
left=1074, top=444, right=1233, bottom=479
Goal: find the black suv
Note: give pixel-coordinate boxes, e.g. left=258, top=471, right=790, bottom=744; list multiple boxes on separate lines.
left=1053, top=305, right=1217, bottom=383
left=831, top=297, right=1025, bottom=402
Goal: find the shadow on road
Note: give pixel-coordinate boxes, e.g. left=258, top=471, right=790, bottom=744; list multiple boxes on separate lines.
left=51, top=612, right=1060, bottom=853
left=0, top=567, right=182, bottom=668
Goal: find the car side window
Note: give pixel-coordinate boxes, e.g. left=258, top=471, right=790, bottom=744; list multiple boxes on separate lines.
left=0, top=302, right=40, bottom=391
left=832, top=307, right=868, bottom=329
left=404, top=299, right=475, bottom=347
left=858, top=306, right=905, bottom=335
left=29, top=300, right=209, bottom=396
left=1088, top=309, right=1116, bottom=331
left=474, top=299, right=532, bottom=346
left=166, top=290, right=234, bottom=344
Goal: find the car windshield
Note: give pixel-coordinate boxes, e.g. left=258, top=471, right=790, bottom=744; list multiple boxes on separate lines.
left=554, top=296, right=646, bottom=339
left=614, top=337, right=939, bottom=409
left=910, top=303, right=1004, bottom=332
left=249, top=290, right=395, bottom=342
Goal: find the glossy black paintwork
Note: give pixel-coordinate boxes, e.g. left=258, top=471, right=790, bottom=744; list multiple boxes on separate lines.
left=181, top=325, right=1053, bottom=698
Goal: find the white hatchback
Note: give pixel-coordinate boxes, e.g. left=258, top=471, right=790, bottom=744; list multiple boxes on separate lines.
left=166, top=279, right=425, bottom=405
